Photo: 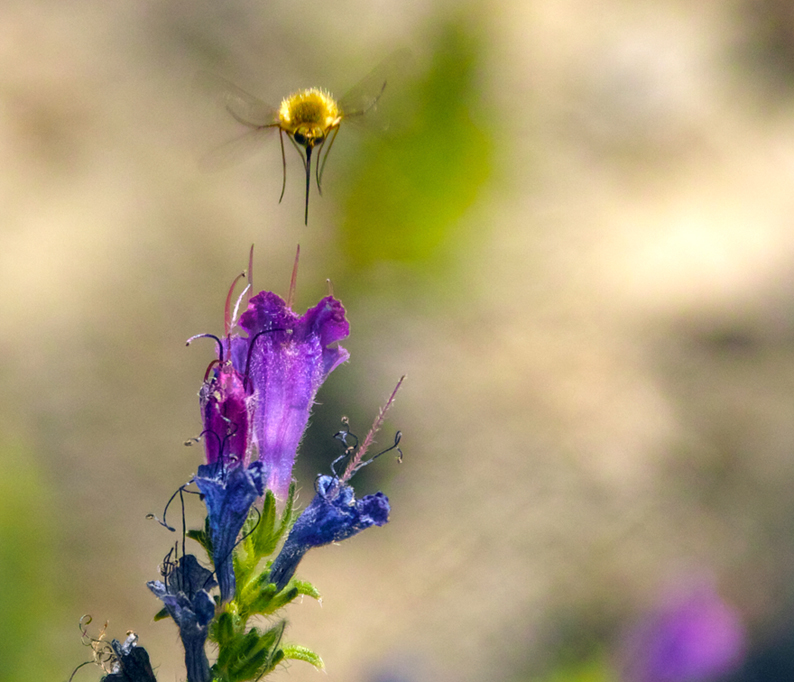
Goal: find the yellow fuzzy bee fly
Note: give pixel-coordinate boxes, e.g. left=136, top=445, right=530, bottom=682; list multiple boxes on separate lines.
left=206, top=50, right=408, bottom=224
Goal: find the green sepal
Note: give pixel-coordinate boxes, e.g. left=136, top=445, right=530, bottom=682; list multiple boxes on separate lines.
left=237, top=568, right=321, bottom=620
left=257, top=579, right=321, bottom=613
left=237, top=575, right=278, bottom=618
left=248, top=584, right=296, bottom=617
left=212, top=620, right=286, bottom=682
left=250, top=488, right=278, bottom=557
left=234, top=484, right=298, bottom=599
left=281, top=645, right=324, bottom=669
left=211, top=609, right=238, bottom=647
left=290, top=579, right=321, bottom=601
left=153, top=606, right=170, bottom=622
left=274, top=482, right=296, bottom=542
left=246, top=484, right=296, bottom=560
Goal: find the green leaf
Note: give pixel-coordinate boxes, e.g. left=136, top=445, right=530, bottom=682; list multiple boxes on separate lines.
left=281, top=645, right=324, bottom=669
left=250, top=489, right=278, bottom=557
left=274, top=483, right=297, bottom=541
left=152, top=606, right=170, bottom=622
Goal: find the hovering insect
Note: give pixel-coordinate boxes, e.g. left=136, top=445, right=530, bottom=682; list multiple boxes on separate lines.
left=208, top=51, right=408, bottom=224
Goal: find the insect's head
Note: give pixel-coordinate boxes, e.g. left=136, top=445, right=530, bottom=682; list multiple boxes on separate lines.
left=292, top=124, right=327, bottom=149
left=280, top=88, right=340, bottom=149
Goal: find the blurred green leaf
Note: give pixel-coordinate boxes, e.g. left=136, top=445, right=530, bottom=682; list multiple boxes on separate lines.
left=535, top=654, right=616, bottom=682
left=0, top=442, right=59, bottom=681
left=341, top=18, right=492, bottom=270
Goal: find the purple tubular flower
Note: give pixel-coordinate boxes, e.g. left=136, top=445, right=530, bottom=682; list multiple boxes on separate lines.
left=194, top=460, right=265, bottom=603
left=200, top=363, right=250, bottom=467
left=147, top=555, right=217, bottom=682
left=269, top=475, right=390, bottom=591
left=229, top=292, right=350, bottom=500
left=192, top=281, right=349, bottom=604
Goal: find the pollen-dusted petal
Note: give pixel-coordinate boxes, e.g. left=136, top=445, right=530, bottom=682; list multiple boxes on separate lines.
left=235, top=292, right=350, bottom=500
left=194, top=461, right=265, bottom=603
left=268, top=475, right=389, bottom=590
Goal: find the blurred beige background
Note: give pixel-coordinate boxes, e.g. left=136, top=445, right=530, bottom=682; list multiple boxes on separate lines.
left=2, top=1, right=794, bottom=681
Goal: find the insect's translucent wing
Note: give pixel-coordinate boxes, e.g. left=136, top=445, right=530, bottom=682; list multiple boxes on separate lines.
left=198, top=126, right=278, bottom=172
left=197, top=71, right=279, bottom=128
left=338, top=48, right=413, bottom=121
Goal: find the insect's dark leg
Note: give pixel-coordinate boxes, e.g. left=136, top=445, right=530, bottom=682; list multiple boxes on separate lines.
left=278, top=129, right=287, bottom=203
left=315, top=139, right=325, bottom=196
left=318, top=125, right=340, bottom=189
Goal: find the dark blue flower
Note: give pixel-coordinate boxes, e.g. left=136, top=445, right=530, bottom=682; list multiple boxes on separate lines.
left=269, top=475, right=390, bottom=591
left=102, top=634, right=157, bottom=682
left=147, top=554, right=217, bottom=682
left=194, top=460, right=265, bottom=603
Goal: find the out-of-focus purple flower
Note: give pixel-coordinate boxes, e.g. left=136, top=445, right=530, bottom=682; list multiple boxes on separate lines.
left=147, top=554, right=217, bottom=682
left=194, top=460, right=265, bottom=603
left=618, top=581, right=746, bottom=682
left=269, top=475, right=390, bottom=591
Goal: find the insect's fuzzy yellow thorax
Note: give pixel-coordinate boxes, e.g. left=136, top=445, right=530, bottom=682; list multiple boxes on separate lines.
left=278, top=88, right=341, bottom=145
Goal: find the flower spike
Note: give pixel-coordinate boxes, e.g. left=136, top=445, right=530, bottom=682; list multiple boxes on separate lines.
left=187, top=256, right=350, bottom=608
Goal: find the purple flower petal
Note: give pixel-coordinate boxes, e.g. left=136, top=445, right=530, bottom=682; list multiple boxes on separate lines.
left=199, top=364, right=250, bottom=467
left=235, top=293, right=350, bottom=499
